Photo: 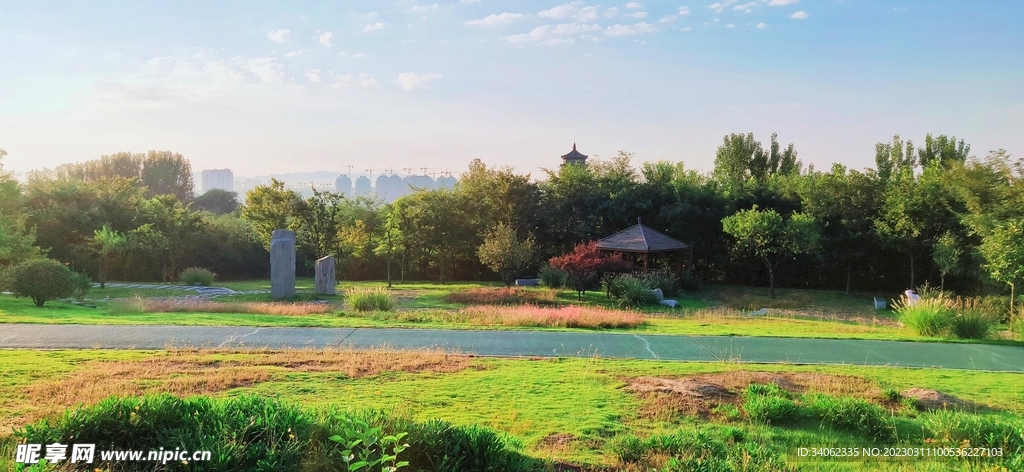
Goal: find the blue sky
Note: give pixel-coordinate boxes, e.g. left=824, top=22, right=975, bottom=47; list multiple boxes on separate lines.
left=1, top=1, right=1022, bottom=178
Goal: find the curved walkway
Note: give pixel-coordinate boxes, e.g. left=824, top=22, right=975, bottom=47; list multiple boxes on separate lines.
left=1, top=324, right=1022, bottom=371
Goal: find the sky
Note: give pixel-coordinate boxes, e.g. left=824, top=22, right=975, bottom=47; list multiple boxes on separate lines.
left=1, top=0, right=1022, bottom=179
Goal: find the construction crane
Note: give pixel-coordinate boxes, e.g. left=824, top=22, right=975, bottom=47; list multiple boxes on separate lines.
left=403, top=167, right=413, bottom=176
left=366, top=167, right=374, bottom=181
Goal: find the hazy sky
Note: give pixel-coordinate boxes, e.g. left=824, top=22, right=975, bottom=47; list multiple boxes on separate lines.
left=2, top=1, right=1022, bottom=178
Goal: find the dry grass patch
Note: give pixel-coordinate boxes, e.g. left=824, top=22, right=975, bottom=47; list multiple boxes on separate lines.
left=11, top=347, right=470, bottom=431
left=113, top=296, right=335, bottom=316
left=686, top=306, right=901, bottom=327
left=460, top=305, right=645, bottom=329
left=445, top=287, right=559, bottom=305
left=626, top=371, right=881, bottom=421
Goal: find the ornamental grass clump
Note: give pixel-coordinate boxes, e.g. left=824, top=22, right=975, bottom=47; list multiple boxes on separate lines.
left=179, top=267, right=216, bottom=286
left=346, top=287, right=396, bottom=312
left=893, top=295, right=953, bottom=337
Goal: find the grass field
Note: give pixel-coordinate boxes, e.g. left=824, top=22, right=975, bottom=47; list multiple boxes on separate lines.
left=1, top=348, right=1021, bottom=470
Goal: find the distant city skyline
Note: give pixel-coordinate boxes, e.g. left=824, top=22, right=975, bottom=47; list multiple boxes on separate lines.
left=2, top=1, right=1022, bottom=176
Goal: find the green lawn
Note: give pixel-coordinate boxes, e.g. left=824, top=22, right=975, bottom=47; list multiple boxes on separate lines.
left=3, top=293, right=1013, bottom=344
left=1, top=349, right=1021, bottom=469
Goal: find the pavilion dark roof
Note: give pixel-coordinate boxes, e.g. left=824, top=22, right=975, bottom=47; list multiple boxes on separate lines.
left=561, top=143, right=588, bottom=161
left=595, top=223, right=690, bottom=253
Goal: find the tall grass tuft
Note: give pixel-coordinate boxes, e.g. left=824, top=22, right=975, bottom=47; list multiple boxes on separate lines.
left=538, top=265, right=567, bottom=289
left=803, top=393, right=896, bottom=441
left=346, top=287, right=396, bottom=312
left=179, top=267, right=216, bottom=286
left=743, top=383, right=800, bottom=424
left=893, top=295, right=953, bottom=337
left=923, top=410, right=1024, bottom=451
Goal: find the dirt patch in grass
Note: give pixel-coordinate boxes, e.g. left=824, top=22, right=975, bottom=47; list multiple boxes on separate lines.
left=901, top=388, right=978, bottom=412
left=626, top=371, right=882, bottom=420
left=539, top=432, right=577, bottom=452
left=8, top=347, right=470, bottom=432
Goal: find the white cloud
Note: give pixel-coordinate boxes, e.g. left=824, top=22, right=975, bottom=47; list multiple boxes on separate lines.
left=507, top=22, right=601, bottom=42
left=725, top=23, right=735, bottom=28
left=267, top=29, right=291, bottom=43
left=305, top=69, right=321, bottom=83
left=733, top=2, right=756, bottom=13
left=360, top=12, right=378, bottom=18
left=466, top=12, right=524, bottom=26
left=604, top=7, right=619, bottom=17
left=707, top=0, right=738, bottom=13
left=625, top=2, right=643, bottom=9
left=659, top=14, right=678, bottom=23
left=756, top=22, right=766, bottom=28
left=790, top=10, right=807, bottom=19
left=284, top=50, right=308, bottom=58
left=626, top=11, right=648, bottom=18
left=460, top=0, right=480, bottom=3
left=360, top=77, right=379, bottom=87
left=328, top=72, right=379, bottom=90
left=576, top=6, right=601, bottom=21
left=539, top=38, right=575, bottom=46
left=604, top=22, right=657, bottom=36
left=339, top=51, right=365, bottom=58
left=246, top=58, right=283, bottom=84
left=364, top=22, right=386, bottom=32
left=678, top=6, right=690, bottom=15
left=538, top=1, right=582, bottom=19
left=397, top=72, right=442, bottom=91
left=681, top=26, right=692, bottom=31
left=411, top=3, right=439, bottom=11
left=318, top=32, right=333, bottom=47
left=768, top=0, right=799, bottom=5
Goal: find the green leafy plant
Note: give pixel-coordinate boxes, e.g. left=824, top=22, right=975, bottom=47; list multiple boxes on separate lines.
left=949, top=310, right=994, bottom=339
left=329, top=416, right=409, bottom=472
left=346, top=287, right=397, bottom=312
left=2, top=259, right=85, bottom=307
left=743, top=384, right=799, bottom=424
left=179, top=267, right=216, bottom=286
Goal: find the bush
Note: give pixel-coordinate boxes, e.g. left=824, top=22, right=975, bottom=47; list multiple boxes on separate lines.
left=617, top=276, right=659, bottom=308
left=538, top=265, right=567, bottom=289
left=346, top=287, right=397, bottom=312
left=610, top=434, right=646, bottom=464
left=2, top=259, right=84, bottom=307
left=639, top=271, right=680, bottom=297
left=179, top=267, right=216, bottom=286
left=894, top=296, right=953, bottom=336
left=949, top=310, right=995, bottom=339
left=70, top=270, right=92, bottom=301
left=803, top=393, right=896, bottom=441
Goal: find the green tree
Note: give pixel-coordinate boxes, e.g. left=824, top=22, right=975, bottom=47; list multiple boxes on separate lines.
left=477, top=222, right=536, bottom=286
left=141, top=150, right=194, bottom=202
left=192, top=189, right=240, bottom=215
left=918, top=134, right=970, bottom=169
left=374, top=204, right=404, bottom=288
left=295, top=188, right=345, bottom=259
left=979, top=218, right=1024, bottom=316
left=241, top=179, right=301, bottom=250
left=0, top=148, right=41, bottom=267
left=722, top=206, right=820, bottom=298
left=91, top=225, right=128, bottom=289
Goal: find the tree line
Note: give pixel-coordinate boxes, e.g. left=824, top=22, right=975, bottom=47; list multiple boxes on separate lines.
left=1, top=133, right=1022, bottom=298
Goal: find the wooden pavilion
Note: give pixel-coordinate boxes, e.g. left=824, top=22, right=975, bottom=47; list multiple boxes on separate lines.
left=595, top=219, right=693, bottom=273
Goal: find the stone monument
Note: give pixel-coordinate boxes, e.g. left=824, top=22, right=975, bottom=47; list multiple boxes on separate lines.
left=315, top=256, right=336, bottom=295
left=270, top=229, right=296, bottom=299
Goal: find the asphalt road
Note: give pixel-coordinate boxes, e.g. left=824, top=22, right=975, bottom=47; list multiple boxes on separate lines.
left=1, top=324, right=1022, bottom=371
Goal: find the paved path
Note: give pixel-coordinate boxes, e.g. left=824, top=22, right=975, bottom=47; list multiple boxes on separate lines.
left=1, top=324, right=1022, bottom=371
left=89, top=283, right=270, bottom=296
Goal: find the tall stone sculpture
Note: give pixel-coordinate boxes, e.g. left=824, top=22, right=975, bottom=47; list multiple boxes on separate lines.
left=315, top=256, right=336, bottom=295
left=270, top=229, right=296, bottom=299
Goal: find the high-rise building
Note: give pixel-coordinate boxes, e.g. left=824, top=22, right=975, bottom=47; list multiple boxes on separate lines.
left=354, top=176, right=371, bottom=196
left=201, top=169, right=234, bottom=193
left=335, top=175, right=352, bottom=197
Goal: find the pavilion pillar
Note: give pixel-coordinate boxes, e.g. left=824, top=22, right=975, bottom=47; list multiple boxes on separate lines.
left=643, top=253, right=649, bottom=272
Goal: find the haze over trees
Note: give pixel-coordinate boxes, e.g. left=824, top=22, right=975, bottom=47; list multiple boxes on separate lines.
left=1, top=134, right=1021, bottom=301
